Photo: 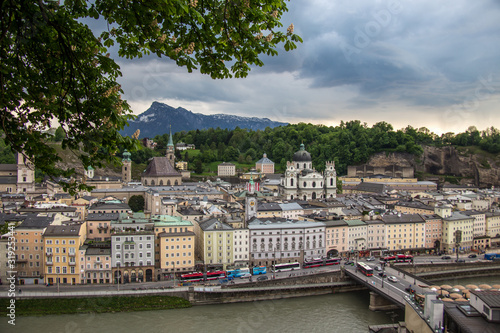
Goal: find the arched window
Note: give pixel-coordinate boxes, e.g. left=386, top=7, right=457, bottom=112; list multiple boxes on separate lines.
left=312, top=192, right=316, bottom=199
left=167, top=180, right=171, bottom=185
left=330, top=178, right=334, bottom=186
left=144, top=180, right=148, bottom=186
left=312, top=181, right=316, bottom=188
left=303, top=181, right=307, bottom=187
left=160, top=180, right=163, bottom=186
left=151, top=180, right=155, bottom=186
left=175, top=180, right=178, bottom=185
left=290, top=178, right=294, bottom=187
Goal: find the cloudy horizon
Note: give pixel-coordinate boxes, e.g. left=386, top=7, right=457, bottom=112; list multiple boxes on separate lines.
left=112, top=0, right=500, bottom=135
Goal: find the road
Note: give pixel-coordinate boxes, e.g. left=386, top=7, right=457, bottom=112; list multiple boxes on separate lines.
left=1, top=254, right=483, bottom=294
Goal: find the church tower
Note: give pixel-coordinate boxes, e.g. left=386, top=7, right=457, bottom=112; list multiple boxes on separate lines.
left=324, top=161, right=337, bottom=198
left=166, top=126, right=175, bottom=167
left=16, top=152, right=35, bottom=193
left=245, top=177, right=258, bottom=225
left=122, top=149, right=132, bottom=184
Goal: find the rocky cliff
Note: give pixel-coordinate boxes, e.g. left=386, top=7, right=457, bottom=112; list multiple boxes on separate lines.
left=364, top=146, right=500, bottom=187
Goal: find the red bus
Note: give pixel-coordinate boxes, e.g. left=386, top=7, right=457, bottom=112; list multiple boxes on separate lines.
left=396, top=254, right=413, bottom=263
left=356, top=262, right=374, bottom=276
left=380, top=255, right=396, bottom=263
left=180, top=271, right=226, bottom=282
left=303, top=258, right=342, bottom=269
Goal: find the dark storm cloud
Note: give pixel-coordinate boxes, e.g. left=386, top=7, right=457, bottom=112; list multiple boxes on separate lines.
left=83, top=0, right=500, bottom=132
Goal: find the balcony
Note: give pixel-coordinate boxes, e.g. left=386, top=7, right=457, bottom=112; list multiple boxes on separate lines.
left=68, top=252, right=76, bottom=257
left=98, top=225, right=109, bottom=230
left=46, top=252, right=53, bottom=256
left=68, top=261, right=76, bottom=266
left=46, top=261, right=53, bottom=266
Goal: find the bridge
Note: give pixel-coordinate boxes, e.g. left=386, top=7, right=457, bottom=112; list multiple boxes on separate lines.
left=344, top=264, right=429, bottom=311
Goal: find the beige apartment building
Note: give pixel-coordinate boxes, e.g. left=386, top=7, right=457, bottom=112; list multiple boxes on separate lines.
left=324, top=220, right=348, bottom=257
left=13, top=214, right=59, bottom=285
left=218, top=162, right=236, bottom=177
left=382, top=214, right=426, bottom=252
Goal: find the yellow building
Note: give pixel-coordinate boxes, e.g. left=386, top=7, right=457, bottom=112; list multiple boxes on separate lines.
left=197, top=218, right=234, bottom=270
left=382, top=214, right=426, bottom=252
left=43, top=223, right=87, bottom=285
left=442, top=212, right=474, bottom=253
left=153, top=215, right=195, bottom=279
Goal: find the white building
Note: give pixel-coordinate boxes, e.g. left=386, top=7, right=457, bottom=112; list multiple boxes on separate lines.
left=233, top=228, right=249, bottom=268
left=248, top=217, right=326, bottom=267
left=280, top=144, right=336, bottom=200
left=111, top=231, right=155, bottom=283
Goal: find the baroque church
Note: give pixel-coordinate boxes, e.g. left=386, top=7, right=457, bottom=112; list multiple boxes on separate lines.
left=122, top=129, right=182, bottom=186
left=279, top=144, right=337, bottom=200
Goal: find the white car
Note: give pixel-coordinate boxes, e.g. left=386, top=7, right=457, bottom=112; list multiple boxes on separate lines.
left=387, top=276, right=398, bottom=283
left=239, top=273, right=252, bottom=279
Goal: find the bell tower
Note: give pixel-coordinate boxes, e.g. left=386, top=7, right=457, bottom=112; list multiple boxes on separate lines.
left=245, top=177, right=258, bottom=225
left=16, top=152, right=35, bottom=193
left=122, top=149, right=132, bottom=184
left=166, top=125, right=175, bottom=167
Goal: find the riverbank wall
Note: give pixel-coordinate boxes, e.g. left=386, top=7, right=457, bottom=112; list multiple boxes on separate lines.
left=392, top=261, right=500, bottom=282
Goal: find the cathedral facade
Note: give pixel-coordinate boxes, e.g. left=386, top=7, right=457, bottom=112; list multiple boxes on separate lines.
left=279, top=144, right=337, bottom=200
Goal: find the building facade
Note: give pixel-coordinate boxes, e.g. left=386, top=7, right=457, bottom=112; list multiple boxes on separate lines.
left=255, top=153, right=275, bottom=174
left=218, top=163, right=236, bottom=177
left=280, top=144, right=337, bottom=200
left=248, top=217, right=326, bottom=267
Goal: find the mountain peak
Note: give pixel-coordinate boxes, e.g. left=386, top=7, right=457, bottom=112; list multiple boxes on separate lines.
left=121, top=102, right=288, bottom=138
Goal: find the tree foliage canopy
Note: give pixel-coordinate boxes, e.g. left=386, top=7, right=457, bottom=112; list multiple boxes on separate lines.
left=1, top=0, right=301, bottom=193
left=159, top=122, right=500, bottom=176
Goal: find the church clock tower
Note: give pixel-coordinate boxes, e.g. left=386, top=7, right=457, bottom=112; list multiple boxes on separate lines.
left=245, top=177, right=258, bottom=225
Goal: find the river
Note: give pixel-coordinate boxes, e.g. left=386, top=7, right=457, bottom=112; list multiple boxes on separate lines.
left=1, top=290, right=403, bottom=333
left=3, top=276, right=498, bottom=333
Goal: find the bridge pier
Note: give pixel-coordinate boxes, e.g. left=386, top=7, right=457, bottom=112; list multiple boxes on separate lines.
left=369, top=291, right=400, bottom=311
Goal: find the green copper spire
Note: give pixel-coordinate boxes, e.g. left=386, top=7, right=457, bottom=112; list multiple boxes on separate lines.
left=167, top=125, right=174, bottom=147
left=122, top=149, right=131, bottom=162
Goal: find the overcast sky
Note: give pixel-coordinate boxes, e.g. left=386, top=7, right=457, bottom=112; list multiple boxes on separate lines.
left=113, top=0, right=500, bottom=134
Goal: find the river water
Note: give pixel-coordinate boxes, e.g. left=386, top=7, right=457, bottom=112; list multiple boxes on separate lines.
left=2, top=290, right=403, bottom=333
left=3, top=276, right=498, bottom=333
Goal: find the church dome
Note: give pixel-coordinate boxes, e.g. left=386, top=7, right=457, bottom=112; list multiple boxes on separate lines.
left=292, top=144, right=312, bottom=162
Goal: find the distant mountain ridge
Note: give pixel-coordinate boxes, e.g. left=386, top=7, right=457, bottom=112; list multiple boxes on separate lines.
left=120, top=102, right=288, bottom=138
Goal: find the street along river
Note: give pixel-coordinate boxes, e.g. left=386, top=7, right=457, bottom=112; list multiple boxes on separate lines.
left=1, top=290, right=403, bottom=333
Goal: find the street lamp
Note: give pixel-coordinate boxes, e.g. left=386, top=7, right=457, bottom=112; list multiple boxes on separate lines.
left=172, top=262, right=176, bottom=288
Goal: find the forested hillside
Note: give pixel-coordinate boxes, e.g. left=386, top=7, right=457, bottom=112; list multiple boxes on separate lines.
left=148, top=122, right=500, bottom=176
left=1, top=123, right=499, bottom=183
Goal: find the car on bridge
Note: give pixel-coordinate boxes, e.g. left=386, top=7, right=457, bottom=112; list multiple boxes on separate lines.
left=378, top=272, right=387, bottom=278
left=374, top=266, right=382, bottom=271
left=387, top=276, right=398, bottom=283
left=345, top=261, right=355, bottom=266
left=257, top=275, right=269, bottom=281
left=240, top=273, right=252, bottom=279
left=468, top=254, right=477, bottom=258
left=366, top=257, right=375, bottom=261
left=441, top=255, right=451, bottom=260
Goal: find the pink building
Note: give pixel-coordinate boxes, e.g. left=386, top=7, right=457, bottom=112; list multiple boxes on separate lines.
left=255, top=153, right=274, bottom=174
